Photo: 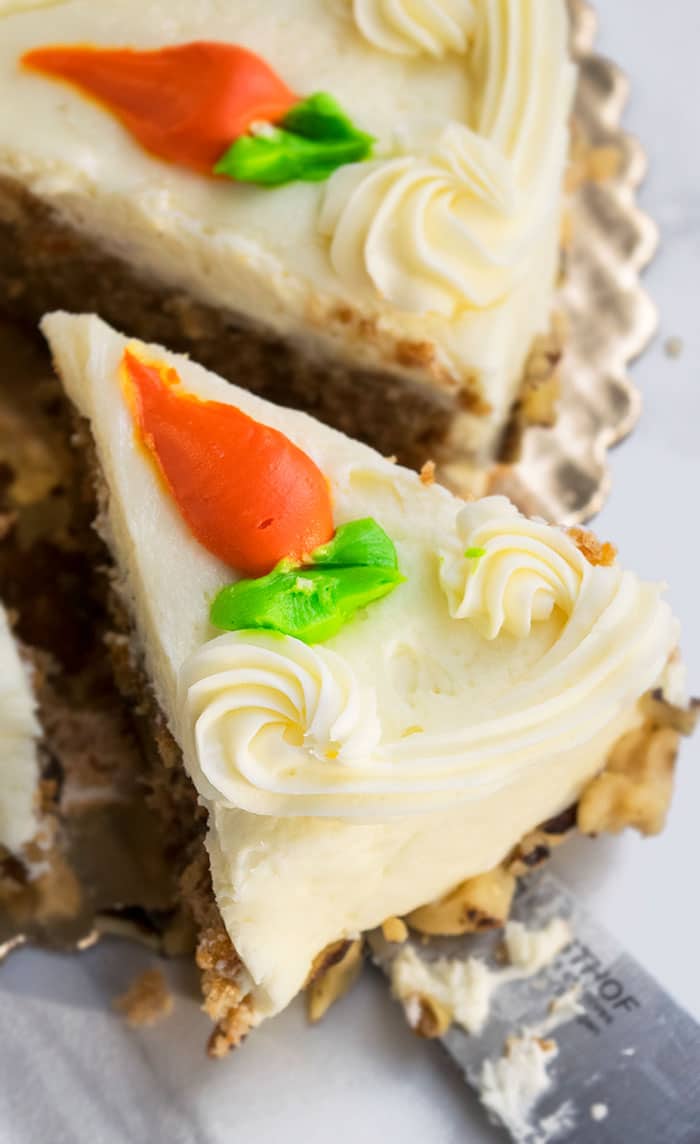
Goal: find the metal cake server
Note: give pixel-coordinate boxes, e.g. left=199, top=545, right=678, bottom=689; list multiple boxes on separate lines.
left=370, top=871, right=700, bottom=1144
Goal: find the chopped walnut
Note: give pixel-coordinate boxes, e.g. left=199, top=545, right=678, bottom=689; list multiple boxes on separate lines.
left=407, top=866, right=516, bottom=936
left=578, top=724, right=680, bottom=837
left=114, top=967, right=173, bottom=1028
left=306, top=937, right=354, bottom=985
left=642, top=690, right=699, bottom=736
left=306, top=938, right=364, bottom=1023
left=420, top=460, right=436, bottom=486
left=401, top=690, right=694, bottom=943
left=507, top=806, right=577, bottom=878
left=405, top=993, right=452, bottom=1039
left=567, top=526, right=617, bottom=567
left=382, top=916, right=409, bottom=944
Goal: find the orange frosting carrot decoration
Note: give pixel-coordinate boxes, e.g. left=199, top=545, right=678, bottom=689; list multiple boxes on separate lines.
left=121, top=351, right=333, bottom=576
left=22, top=42, right=297, bottom=174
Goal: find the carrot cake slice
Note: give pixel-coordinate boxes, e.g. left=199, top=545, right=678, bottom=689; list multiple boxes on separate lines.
left=41, top=311, right=694, bottom=1052
left=0, top=0, right=575, bottom=479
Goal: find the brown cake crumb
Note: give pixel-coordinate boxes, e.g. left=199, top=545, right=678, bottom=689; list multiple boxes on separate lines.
left=567, top=526, right=617, bottom=567
left=664, top=336, right=684, bottom=360
left=395, top=338, right=436, bottom=370
left=114, top=967, right=174, bottom=1028
left=207, top=998, right=256, bottom=1058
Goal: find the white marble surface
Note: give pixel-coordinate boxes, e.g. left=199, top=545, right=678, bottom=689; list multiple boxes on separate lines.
left=2, top=3, right=700, bottom=1141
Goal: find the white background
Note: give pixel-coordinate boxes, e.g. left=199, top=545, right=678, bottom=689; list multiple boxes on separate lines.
left=1, top=3, right=699, bottom=1141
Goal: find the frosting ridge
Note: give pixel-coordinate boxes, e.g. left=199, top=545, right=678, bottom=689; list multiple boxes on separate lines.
left=323, top=0, right=575, bottom=315
left=352, top=0, right=477, bottom=57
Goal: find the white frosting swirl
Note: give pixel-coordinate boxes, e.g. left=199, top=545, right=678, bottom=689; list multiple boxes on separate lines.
left=352, top=0, right=477, bottom=57
left=179, top=630, right=381, bottom=816
left=319, top=123, right=526, bottom=314
left=439, top=497, right=586, bottom=638
left=322, top=0, right=575, bottom=315
left=180, top=499, right=677, bottom=820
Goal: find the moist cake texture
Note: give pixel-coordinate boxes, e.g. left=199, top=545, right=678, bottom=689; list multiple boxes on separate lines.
left=42, top=311, right=689, bottom=1044
left=0, top=0, right=575, bottom=475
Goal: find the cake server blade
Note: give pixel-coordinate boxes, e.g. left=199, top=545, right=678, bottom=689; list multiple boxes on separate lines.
left=370, top=870, right=700, bottom=1143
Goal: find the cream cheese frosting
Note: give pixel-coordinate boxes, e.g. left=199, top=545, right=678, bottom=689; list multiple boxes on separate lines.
left=391, top=916, right=571, bottom=1034
left=0, top=602, right=41, bottom=855
left=0, top=0, right=575, bottom=463
left=42, top=313, right=679, bottom=1020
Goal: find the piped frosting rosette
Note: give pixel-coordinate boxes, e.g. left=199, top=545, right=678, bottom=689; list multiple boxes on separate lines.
left=180, top=497, right=676, bottom=821
left=320, top=122, right=529, bottom=314
left=323, top=0, right=575, bottom=313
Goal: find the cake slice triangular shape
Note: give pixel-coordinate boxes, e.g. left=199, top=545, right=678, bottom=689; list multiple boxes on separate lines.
left=42, top=311, right=692, bottom=1052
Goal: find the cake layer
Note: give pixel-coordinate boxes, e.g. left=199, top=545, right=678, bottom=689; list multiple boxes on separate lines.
left=0, top=602, right=40, bottom=856
left=43, top=313, right=681, bottom=1023
left=0, top=0, right=575, bottom=469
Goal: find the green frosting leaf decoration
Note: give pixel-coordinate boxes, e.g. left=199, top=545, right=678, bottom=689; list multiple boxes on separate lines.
left=210, top=564, right=402, bottom=644
left=214, top=92, right=374, bottom=187
left=282, top=93, right=369, bottom=143
left=310, top=518, right=398, bottom=570
left=210, top=518, right=403, bottom=643
left=464, top=546, right=486, bottom=560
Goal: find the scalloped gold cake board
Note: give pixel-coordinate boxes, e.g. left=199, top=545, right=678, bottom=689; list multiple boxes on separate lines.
left=0, top=0, right=659, bottom=958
